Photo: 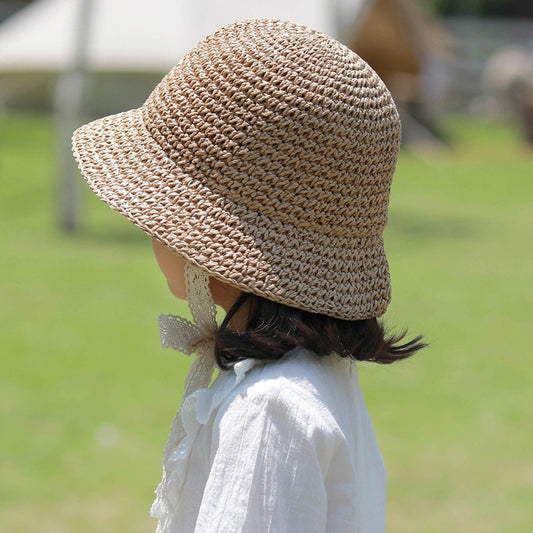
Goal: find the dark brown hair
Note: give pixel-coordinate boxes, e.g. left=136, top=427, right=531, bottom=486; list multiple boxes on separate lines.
left=215, top=293, right=426, bottom=370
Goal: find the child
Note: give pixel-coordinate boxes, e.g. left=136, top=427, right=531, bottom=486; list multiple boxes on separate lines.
left=72, top=19, right=425, bottom=533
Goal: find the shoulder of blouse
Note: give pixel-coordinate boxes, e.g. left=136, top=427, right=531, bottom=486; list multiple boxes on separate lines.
left=212, top=347, right=355, bottom=439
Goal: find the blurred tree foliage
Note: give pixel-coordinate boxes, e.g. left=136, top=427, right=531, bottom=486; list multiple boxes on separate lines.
left=425, top=0, right=533, bottom=17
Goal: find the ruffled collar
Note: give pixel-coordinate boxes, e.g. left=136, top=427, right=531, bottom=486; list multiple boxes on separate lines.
left=150, top=358, right=257, bottom=531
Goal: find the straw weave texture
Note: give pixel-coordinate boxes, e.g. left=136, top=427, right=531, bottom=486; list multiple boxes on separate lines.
left=72, top=19, right=401, bottom=320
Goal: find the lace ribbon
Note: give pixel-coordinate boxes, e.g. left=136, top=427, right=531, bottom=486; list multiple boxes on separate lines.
left=152, top=262, right=218, bottom=529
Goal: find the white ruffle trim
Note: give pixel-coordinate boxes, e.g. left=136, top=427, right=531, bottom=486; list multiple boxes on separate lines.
left=150, top=358, right=257, bottom=531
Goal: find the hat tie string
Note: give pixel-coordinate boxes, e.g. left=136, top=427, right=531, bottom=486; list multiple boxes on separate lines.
left=155, top=262, right=218, bottom=515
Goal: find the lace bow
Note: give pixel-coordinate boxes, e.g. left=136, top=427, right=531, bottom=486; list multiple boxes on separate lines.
left=158, top=262, right=217, bottom=399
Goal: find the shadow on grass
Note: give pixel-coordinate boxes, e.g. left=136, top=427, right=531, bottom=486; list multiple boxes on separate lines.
left=70, top=224, right=149, bottom=249
left=387, top=210, right=483, bottom=242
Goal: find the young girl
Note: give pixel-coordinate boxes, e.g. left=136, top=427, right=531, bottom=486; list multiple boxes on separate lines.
left=72, top=19, right=424, bottom=533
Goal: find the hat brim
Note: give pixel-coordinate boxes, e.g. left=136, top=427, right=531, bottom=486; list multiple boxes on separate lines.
left=72, top=106, right=268, bottom=282
left=72, top=107, right=390, bottom=320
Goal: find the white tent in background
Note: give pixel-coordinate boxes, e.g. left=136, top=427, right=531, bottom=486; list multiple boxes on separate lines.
left=0, top=0, right=447, bottom=110
left=0, top=0, right=354, bottom=72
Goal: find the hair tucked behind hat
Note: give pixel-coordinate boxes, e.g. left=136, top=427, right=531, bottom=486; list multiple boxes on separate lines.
left=215, top=292, right=426, bottom=368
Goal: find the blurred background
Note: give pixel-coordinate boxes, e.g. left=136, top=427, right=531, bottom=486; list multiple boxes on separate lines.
left=0, top=0, right=531, bottom=531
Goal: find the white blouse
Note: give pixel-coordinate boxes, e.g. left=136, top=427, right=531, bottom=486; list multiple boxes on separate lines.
left=151, top=347, right=386, bottom=532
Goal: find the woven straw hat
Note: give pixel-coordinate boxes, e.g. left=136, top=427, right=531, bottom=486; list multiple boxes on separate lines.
left=72, top=18, right=401, bottom=321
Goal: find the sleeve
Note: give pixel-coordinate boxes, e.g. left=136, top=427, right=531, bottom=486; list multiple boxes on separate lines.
left=194, top=382, right=336, bottom=533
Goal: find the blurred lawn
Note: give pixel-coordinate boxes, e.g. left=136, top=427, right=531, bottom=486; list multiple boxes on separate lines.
left=1, top=112, right=532, bottom=532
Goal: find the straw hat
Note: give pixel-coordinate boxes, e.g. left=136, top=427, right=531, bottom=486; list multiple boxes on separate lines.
left=72, top=19, right=401, bottom=321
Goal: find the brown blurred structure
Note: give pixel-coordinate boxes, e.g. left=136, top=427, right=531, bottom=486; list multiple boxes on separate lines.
left=344, top=0, right=450, bottom=100
left=339, top=0, right=452, bottom=146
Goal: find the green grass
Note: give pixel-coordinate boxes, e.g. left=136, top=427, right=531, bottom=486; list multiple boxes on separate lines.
left=1, top=112, right=532, bottom=532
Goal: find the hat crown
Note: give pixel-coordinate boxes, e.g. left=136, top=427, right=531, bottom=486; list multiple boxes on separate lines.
left=142, top=19, right=400, bottom=238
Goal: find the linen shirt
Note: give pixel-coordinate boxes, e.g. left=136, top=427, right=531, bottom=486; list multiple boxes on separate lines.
left=151, top=348, right=386, bottom=532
